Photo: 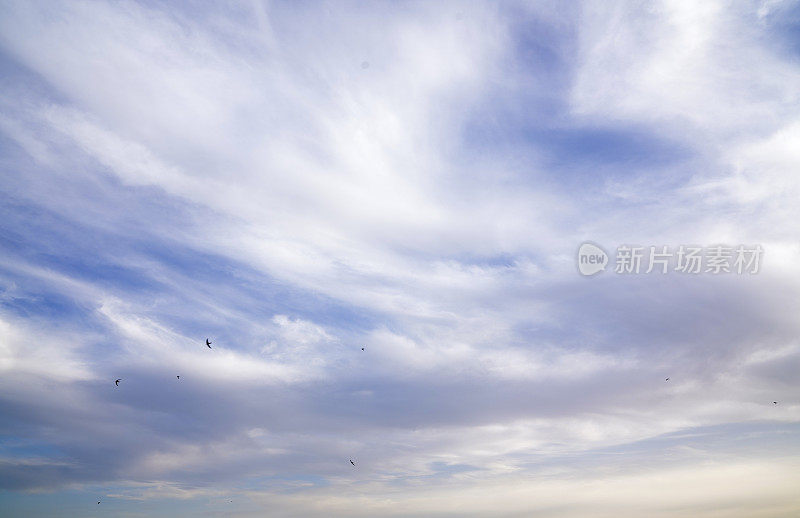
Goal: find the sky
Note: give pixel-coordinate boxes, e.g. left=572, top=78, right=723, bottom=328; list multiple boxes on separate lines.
left=1, top=1, right=799, bottom=517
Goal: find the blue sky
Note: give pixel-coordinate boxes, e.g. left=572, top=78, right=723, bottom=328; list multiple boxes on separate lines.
left=1, top=1, right=799, bottom=516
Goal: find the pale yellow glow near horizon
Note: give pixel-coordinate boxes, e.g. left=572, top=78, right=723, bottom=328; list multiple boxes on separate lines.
left=238, top=458, right=800, bottom=517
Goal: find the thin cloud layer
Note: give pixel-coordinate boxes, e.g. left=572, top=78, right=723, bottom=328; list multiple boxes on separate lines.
left=1, top=1, right=799, bottom=516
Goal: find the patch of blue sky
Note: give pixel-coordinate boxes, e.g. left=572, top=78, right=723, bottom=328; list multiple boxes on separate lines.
left=0, top=437, right=66, bottom=462
left=761, top=1, right=800, bottom=61
left=0, top=184, right=382, bottom=348
left=456, top=11, right=697, bottom=194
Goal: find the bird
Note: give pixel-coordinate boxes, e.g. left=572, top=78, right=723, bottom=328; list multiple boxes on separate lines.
left=350, top=459, right=355, bottom=466
left=774, top=401, right=778, bottom=405
left=665, top=378, right=670, bottom=381
left=97, top=501, right=101, bottom=504
left=115, top=379, right=121, bottom=386
left=361, top=347, right=365, bottom=351
left=206, top=338, right=212, bottom=349
left=177, top=375, right=180, bottom=379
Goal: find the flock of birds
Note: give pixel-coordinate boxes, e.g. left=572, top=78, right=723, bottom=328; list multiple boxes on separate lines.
left=112, top=338, right=364, bottom=387
left=99, top=341, right=781, bottom=506
left=102, top=338, right=364, bottom=506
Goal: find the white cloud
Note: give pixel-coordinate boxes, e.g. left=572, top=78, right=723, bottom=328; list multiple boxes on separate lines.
left=0, top=0, right=799, bottom=515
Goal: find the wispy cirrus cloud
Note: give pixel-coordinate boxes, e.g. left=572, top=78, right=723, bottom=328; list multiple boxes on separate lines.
left=1, top=0, right=799, bottom=516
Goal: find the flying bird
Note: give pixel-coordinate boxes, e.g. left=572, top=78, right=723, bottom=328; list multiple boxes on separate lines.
left=206, top=338, right=212, bottom=349
left=97, top=501, right=101, bottom=504
left=774, top=401, right=778, bottom=405
left=361, top=347, right=365, bottom=351
left=115, top=379, right=121, bottom=386
left=177, top=375, right=180, bottom=379
left=665, top=378, right=670, bottom=381
left=350, top=459, right=355, bottom=466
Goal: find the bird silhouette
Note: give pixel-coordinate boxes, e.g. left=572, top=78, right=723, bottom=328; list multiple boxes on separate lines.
left=177, top=375, right=180, bottom=379
left=115, top=379, right=121, bottom=386
left=350, top=459, right=355, bottom=466
left=665, top=378, right=670, bottom=381
left=774, top=401, right=778, bottom=405
left=97, top=501, right=101, bottom=504
left=361, top=347, right=365, bottom=351
left=206, top=338, right=212, bottom=349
